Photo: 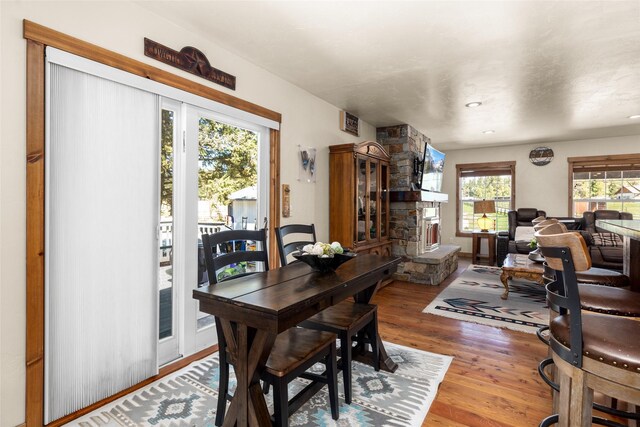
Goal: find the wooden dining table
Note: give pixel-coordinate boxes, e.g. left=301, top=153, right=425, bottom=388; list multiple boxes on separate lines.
left=193, top=253, right=401, bottom=427
left=596, top=219, right=640, bottom=292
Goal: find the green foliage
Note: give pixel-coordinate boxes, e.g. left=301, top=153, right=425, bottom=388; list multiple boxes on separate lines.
left=589, top=179, right=605, bottom=198
left=573, top=180, right=589, bottom=199
left=572, top=171, right=640, bottom=219
left=160, top=110, right=174, bottom=217
left=198, top=118, right=258, bottom=211
left=217, top=262, right=248, bottom=282
left=459, top=175, right=512, bottom=231
left=159, top=113, right=258, bottom=219
left=460, top=176, right=511, bottom=200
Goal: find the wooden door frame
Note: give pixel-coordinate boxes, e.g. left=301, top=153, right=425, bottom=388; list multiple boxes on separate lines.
left=24, top=20, right=281, bottom=426
left=455, top=161, right=516, bottom=238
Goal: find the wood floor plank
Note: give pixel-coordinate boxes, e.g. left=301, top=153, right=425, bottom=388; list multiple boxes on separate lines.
left=373, top=259, right=554, bottom=426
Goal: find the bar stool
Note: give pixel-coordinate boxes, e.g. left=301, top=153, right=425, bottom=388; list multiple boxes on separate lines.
left=533, top=218, right=560, bottom=230
left=535, top=230, right=640, bottom=426
left=536, top=223, right=640, bottom=424
left=536, top=223, right=638, bottom=324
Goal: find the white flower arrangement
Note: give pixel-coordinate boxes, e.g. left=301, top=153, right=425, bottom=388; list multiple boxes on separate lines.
left=301, top=242, right=344, bottom=258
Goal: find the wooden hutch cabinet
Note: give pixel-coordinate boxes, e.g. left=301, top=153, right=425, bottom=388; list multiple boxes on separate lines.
left=329, top=141, right=391, bottom=256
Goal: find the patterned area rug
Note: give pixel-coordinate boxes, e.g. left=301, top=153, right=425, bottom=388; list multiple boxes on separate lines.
left=69, top=342, right=452, bottom=427
left=423, top=264, right=547, bottom=333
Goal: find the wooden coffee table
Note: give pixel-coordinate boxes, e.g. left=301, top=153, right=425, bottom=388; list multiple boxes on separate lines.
left=500, top=253, right=545, bottom=299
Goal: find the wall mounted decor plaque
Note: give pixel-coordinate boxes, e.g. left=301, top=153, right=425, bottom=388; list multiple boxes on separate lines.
left=298, top=145, right=317, bottom=183
left=529, top=146, right=554, bottom=166
left=144, top=38, right=236, bottom=90
left=340, top=111, right=360, bottom=136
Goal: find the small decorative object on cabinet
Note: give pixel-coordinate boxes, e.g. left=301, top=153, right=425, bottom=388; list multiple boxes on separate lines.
left=329, top=141, right=392, bottom=256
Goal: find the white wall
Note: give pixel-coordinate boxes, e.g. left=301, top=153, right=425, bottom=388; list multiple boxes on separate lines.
left=440, top=135, right=640, bottom=253
left=0, top=2, right=375, bottom=425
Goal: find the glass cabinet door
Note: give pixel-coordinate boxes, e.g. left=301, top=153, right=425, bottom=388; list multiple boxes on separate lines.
left=356, top=156, right=367, bottom=242
left=380, top=163, right=388, bottom=238
left=368, top=159, right=377, bottom=240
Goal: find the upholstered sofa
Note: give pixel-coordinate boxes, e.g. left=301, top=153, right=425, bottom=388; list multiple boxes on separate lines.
left=496, top=209, right=583, bottom=266
left=496, top=208, right=630, bottom=269
left=579, top=210, right=633, bottom=270
left=496, top=208, right=546, bottom=266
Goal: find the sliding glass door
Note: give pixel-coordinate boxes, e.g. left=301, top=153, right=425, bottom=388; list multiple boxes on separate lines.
left=159, top=102, right=269, bottom=363
left=43, top=47, right=278, bottom=422
left=158, top=99, right=181, bottom=365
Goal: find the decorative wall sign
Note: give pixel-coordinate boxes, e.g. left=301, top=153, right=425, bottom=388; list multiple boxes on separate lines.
left=529, top=146, right=554, bottom=166
left=144, top=38, right=236, bottom=90
left=340, top=111, right=360, bottom=136
left=282, top=184, right=291, bottom=217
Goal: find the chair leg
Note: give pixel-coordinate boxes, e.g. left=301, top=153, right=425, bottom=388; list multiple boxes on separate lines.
left=630, top=403, right=639, bottom=427
left=557, top=368, right=572, bottom=427
left=215, top=354, right=229, bottom=427
left=273, top=380, right=289, bottom=427
left=327, top=342, right=340, bottom=420
left=263, top=381, right=270, bottom=395
left=341, top=332, right=353, bottom=404
left=569, top=368, right=593, bottom=427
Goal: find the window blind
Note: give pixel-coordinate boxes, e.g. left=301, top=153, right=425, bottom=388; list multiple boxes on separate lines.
left=45, top=64, right=159, bottom=423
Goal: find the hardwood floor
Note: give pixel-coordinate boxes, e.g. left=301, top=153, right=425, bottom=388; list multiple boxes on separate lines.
left=373, top=258, right=552, bottom=426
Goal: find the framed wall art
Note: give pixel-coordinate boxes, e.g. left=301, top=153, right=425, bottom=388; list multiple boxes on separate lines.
left=298, top=145, right=316, bottom=183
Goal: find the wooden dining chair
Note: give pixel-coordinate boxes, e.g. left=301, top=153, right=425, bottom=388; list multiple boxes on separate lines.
left=275, top=223, right=317, bottom=266
left=275, top=224, right=379, bottom=405
left=202, top=229, right=340, bottom=427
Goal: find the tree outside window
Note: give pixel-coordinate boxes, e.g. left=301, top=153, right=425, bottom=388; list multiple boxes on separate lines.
left=572, top=170, right=640, bottom=219
left=457, top=162, right=515, bottom=235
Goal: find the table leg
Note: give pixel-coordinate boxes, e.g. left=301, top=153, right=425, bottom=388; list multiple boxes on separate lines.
left=488, top=235, right=496, bottom=266
left=219, top=319, right=276, bottom=427
left=472, top=234, right=478, bottom=263
left=500, top=270, right=510, bottom=300
left=353, top=279, right=398, bottom=373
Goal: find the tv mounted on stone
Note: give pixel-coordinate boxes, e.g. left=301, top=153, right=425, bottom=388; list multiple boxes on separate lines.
left=414, top=142, right=445, bottom=192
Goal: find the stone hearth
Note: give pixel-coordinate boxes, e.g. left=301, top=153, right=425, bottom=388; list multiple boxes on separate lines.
left=394, top=244, right=461, bottom=285
left=377, top=124, right=460, bottom=285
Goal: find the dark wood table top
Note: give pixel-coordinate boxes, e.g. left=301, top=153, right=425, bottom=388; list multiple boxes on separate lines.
left=193, top=254, right=401, bottom=333
left=596, top=219, right=640, bottom=240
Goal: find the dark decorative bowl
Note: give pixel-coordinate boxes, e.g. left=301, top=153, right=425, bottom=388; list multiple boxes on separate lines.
left=292, top=252, right=356, bottom=273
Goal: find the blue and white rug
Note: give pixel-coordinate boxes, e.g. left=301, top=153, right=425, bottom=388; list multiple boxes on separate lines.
left=423, top=264, right=547, bottom=333
left=69, top=342, right=452, bottom=426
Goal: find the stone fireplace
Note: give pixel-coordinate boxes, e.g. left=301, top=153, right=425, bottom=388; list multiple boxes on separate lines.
left=377, top=124, right=460, bottom=285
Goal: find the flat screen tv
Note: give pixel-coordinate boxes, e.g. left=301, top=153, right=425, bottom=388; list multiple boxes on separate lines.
left=417, top=143, right=445, bottom=192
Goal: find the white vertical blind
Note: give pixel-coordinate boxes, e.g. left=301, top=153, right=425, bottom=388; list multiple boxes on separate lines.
left=45, top=64, right=159, bottom=423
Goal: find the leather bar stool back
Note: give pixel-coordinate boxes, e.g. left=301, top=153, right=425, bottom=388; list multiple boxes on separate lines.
left=533, top=219, right=562, bottom=232
left=542, top=263, right=638, bottom=316
left=536, top=224, right=638, bottom=316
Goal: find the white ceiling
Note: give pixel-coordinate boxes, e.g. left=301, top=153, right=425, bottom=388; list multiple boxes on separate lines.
left=140, top=1, right=640, bottom=150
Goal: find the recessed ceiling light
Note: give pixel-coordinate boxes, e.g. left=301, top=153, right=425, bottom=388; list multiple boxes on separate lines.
left=465, top=101, right=482, bottom=108
left=482, top=130, right=495, bottom=134
left=628, top=114, right=640, bottom=119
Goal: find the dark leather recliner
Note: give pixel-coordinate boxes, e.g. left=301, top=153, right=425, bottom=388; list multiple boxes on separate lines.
left=580, top=210, right=632, bottom=271
left=496, top=208, right=546, bottom=266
